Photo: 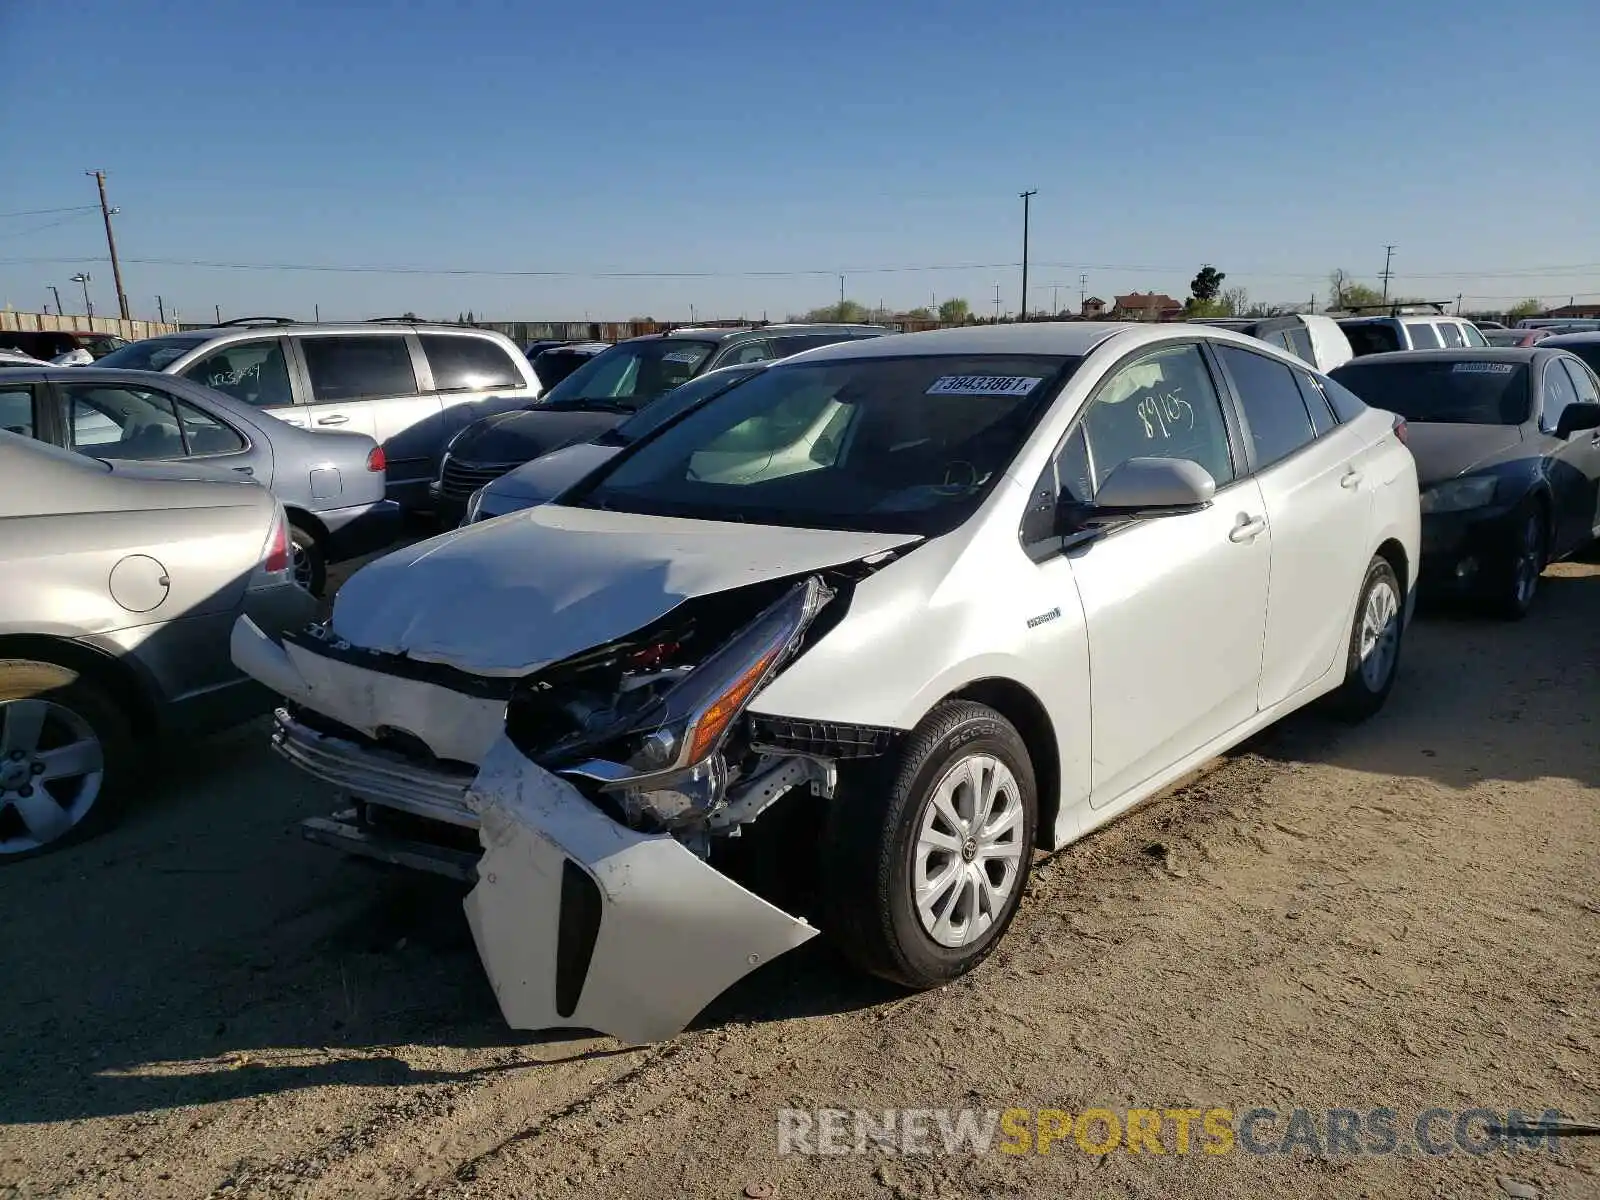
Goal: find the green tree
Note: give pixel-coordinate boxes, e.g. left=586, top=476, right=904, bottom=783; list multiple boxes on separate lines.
left=1507, top=298, right=1544, bottom=320
left=800, top=300, right=870, bottom=323
left=1189, top=265, right=1226, bottom=303
left=938, top=298, right=971, bottom=323
left=1183, top=298, right=1229, bottom=318
left=1329, top=269, right=1384, bottom=311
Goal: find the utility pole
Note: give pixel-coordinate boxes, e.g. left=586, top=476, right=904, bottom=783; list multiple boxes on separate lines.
left=993, top=281, right=1001, bottom=322
left=837, top=274, right=846, bottom=317
left=1018, top=190, right=1037, bottom=320
left=1455, top=293, right=1463, bottom=315
left=156, top=295, right=165, bottom=323
left=49, top=285, right=64, bottom=315
left=215, top=304, right=222, bottom=324
left=1079, top=273, right=1088, bottom=310
left=86, top=170, right=129, bottom=320
left=1380, top=244, right=1396, bottom=303
left=1050, top=283, right=1060, bottom=315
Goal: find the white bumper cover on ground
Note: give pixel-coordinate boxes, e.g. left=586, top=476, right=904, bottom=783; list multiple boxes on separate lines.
left=463, top=736, right=819, bottom=1044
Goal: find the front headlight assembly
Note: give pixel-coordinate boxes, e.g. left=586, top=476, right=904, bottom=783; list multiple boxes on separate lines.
left=1420, top=476, right=1497, bottom=514
left=560, top=576, right=834, bottom=828
left=463, top=485, right=487, bottom=525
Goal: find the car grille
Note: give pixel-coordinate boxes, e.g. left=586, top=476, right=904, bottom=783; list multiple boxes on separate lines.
left=272, top=709, right=478, bottom=827
left=439, top=459, right=519, bottom=501
left=747, top=715, right=896, bottom=759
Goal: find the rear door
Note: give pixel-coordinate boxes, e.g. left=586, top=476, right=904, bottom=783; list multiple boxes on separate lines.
left=292, top=333, right=433, bottom=496
left=419, top=332, right=541, bottom=441
left=1212, top=343, right=1375, bottom=708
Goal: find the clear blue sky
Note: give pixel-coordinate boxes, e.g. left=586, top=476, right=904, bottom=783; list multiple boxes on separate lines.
left=3, top=0, right=1597, bottom=323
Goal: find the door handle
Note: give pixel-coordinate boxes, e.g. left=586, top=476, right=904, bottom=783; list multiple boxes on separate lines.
left=316, top=415, right=349, bottom=426
left=231, top=466, right=254, bottom=475
left=1340, top=467, right=1364, bottom=489
left=1229, top=514, right=1268, bottom=543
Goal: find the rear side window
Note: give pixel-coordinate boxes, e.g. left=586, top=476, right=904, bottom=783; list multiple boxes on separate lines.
left=1293, top=369, right=1338, bottom=435
left=1216, top=345, right=1317, bottom=469
left=1562, top=358, right=1600, bottom=405
left=1460, top=323, right=1488, bottom=347
left=720, top=339, right=776, bottom=366
left=60, top=384, right=244, bottom=459
left=300, top=335, right=418, bottom=402
left=0, top=385, right=35, bottom=438
left=419, top=334, right=524, bottom=392
left=1317, top=375, right=1369, bottom=423
left=1439, top=323, right=1464, bottom=348
left=1407, top=323, right=1442, bottom=350
left=1285, top=326, right=1316, bottom=364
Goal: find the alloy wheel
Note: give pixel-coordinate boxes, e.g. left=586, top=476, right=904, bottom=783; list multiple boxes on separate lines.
left=0, top=699, right=106, bottom=854
left=1358, top=577, right=1401, bottom=691
left=912, top=753, right=1026, bottom=948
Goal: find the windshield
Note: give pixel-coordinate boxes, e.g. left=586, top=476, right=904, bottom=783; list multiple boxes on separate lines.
left=566, top=354, right=1079, bottom=536
left=537, top=338, right=717, bottom=412
left=1331, top=359, right=1531, bottom=425
left=96, top=335, right=208, bottom=372
left=601, top=364, right=766, bottom=446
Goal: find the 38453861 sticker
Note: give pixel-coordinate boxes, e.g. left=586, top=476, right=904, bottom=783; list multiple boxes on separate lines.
left=1451, top=362, right=1515, bottom=374
left=926, top=375, right=1044, bottom=397
left=662, top=348, right=704, bottom=364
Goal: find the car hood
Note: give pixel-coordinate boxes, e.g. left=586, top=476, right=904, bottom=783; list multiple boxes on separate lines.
left=331, top=504, right=920, bottom=677
left=1405, top=423, right=1526, bottom=486
left=450, top=407, right=625, bottom=465
left=481, top=441, right=622, bottom=504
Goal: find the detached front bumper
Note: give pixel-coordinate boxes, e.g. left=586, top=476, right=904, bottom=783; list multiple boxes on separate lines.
left=237, top=619, right=820, bottom=1044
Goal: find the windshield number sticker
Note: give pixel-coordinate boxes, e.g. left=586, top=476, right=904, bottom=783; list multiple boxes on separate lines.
left=662, top=349, right=703, bottom=364
left=926, top=375, right=1043, bottom=397
left=1452, top=362, right=1515, bottom=374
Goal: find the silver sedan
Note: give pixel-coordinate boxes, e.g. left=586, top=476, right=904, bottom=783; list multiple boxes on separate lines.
left=0, top=432, right=316, bottom=858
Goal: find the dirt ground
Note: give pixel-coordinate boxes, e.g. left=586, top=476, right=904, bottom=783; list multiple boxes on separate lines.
left=2, top=561, right=1596, bottom=1200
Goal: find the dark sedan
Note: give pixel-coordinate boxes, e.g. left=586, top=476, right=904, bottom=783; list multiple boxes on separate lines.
left=1330, top=348, right=1600, bottom=617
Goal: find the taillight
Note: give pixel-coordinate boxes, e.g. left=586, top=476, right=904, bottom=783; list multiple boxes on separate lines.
left=263, top=512, right=290, bottom=573
left=1392, top=416, right=1409, bottom=445
left=366, top=445, right=386, bottom=473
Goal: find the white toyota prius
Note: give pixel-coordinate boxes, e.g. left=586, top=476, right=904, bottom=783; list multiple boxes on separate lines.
left=234, top=322, right=1420, bottom=1043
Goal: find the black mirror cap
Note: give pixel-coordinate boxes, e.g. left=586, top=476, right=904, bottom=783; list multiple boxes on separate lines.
left=1556, top=402, right=1600, bottom=438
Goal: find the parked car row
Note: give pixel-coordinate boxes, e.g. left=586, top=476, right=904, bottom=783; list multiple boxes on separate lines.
left=8, top=313, right=1596, bottom=1048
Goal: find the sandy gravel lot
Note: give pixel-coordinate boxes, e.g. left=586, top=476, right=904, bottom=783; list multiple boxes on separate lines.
left=2, top=561, right=1596, bottom=1200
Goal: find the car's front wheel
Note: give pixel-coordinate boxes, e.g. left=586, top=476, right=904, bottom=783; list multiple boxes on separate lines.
left=820, top=700, right=1037, bottom=989
left=1490, top=507, right=1545, bottom=620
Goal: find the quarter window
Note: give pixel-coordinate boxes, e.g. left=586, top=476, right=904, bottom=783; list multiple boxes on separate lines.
left=1543, top=361, right=1581, bottom=432
left=1460, top=323, right=1488, bottom=347
left=62, top=384, right=245, bottom=460
left=1286, top=326, right=1316, bottom=364
left=1562, top=358, right=1600, bottom=406
left=1407, top=323, right=1442, bottom=350
left=0, top=386, right=34, bottom=438
left=419, top=334, right=524, bottom=392
left=183, top=339, right=293, bottom=408
left=1216, top=345, right=1316, bottom=468
left=1080, top=343, right=1235, bottom=491
left=299, top=335, right=418, bottom=402
left=720, top=340, right=776, bottom=367
left=1292, top=369, right=1338, bottom=436
left=1439, top=323, right=1464, bottom=348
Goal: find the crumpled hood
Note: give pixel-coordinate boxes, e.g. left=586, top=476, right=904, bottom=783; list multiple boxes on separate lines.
left=1405, top=422, right=1525, bottom=486
left=331, top=504, right=919, bottom=676
left=450, top=406, right=623, bottom=465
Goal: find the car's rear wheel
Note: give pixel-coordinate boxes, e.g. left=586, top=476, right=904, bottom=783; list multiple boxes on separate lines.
left=1490, top=507, right=1545, bottom=620
left=289, top=523, right=327, bottom=597
left=0, top=660, right=134, bottom=861
left=819, top=700, right=1036, bottom=989
left=1328, top=556, right=1404, bottom=721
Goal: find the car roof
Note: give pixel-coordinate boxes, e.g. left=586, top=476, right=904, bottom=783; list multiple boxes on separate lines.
left=773, top=321, right=1146, bottom=363
left=1539, top=331, right=1600, bottom=345
left=178, top=321, right=512, bottom=340
left=615, top=322, right=891, bottom=347
left=1332, top=347, right=1548, bottom=367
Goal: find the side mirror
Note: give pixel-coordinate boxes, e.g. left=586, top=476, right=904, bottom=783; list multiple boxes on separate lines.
left=1091, top=457, right=1217, bottom=514
left=1555, top=402, right=1600, bottom=438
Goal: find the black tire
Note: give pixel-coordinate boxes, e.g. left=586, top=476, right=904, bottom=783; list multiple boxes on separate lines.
left=819, top=700, right=1037, bottom=989
left=1488, top=506, right=1545, bottom=621
left=0, top=660, right=136, bottom=861
left=289, top=523, right=327, bottom=597
left=1327, top=557, right=1405, bottom=722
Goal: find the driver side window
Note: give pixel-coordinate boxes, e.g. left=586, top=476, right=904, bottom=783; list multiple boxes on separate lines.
left=1079, top=344, right=1236, bottom=492
left=1542, top=362, right=1580, bottom=433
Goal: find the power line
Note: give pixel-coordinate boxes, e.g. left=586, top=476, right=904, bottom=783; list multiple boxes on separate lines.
left=0, top=211, right=100, bottom=240
left=0, top=205, right=99, bottom=220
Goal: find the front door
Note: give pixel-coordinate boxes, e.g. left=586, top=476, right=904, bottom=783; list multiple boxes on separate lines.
left=1059, top=341, right=1271, bottom=809
left=1539, top=359, right=1599, bottom=556
left=1555, top=358, right=1600, bottom=541
left=179, top=337, right=299, bottom=425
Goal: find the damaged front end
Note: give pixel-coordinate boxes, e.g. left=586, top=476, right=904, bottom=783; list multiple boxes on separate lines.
left=237, top=572, right=875, bottom=1043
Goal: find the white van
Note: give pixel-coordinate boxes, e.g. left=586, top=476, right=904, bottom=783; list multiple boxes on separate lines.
left=1337, top=313, right=1488, bottom=356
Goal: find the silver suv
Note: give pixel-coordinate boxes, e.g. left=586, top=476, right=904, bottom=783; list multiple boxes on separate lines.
left=96, top=319, right=542, bottom=511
